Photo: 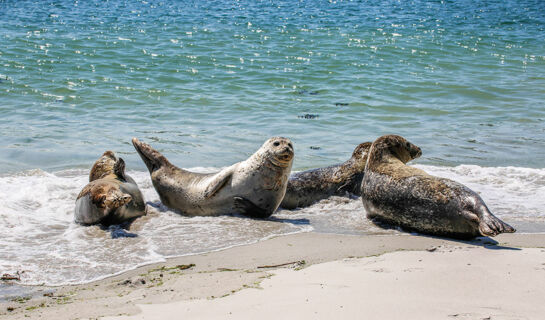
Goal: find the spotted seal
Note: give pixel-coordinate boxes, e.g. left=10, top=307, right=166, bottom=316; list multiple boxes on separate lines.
left=75, top=151, right=146, bottom=225
left=281, top=142, right=372, bottom=209
left=361, top=134, right=515, bottom=239
left=132, top=137, right=294, bottom=218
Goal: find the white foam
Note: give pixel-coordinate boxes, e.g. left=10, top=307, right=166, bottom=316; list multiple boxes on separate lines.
left=414, top=164, right=545, bottom=220
left=0, top=164, right=543, bottom=285
left=0, top=168, right=309, bottom=285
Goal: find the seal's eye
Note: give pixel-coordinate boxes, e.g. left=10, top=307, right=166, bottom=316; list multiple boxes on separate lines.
left=405, top=142, right=411, bottom=149
left=288, top=143, right=292, bottom=148
left=273, top=141, right=280, bottom=147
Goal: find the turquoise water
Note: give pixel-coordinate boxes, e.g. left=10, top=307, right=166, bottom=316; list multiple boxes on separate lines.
left=0, top=0, right=544, bottom=286
left=1, top=0, right=544, bottom=172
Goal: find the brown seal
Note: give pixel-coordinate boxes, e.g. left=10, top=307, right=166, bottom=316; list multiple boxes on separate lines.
left=361, top=134, right=515, bottom=239
left=75, top=151, right=146, bottom=225
left=281, top=142, right=372, bottom=209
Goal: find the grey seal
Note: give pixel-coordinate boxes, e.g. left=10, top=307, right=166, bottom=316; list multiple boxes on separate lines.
left=132, top=137, right=294, bottom=218
left=75, top=151, right=146, bottom=225
left=361, top=134, right=515, bottom=239
left=281, top=142, right=372, bottom=209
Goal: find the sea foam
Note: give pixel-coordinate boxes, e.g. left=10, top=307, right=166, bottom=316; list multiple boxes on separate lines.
left=0, top=165, right=542, bottom=285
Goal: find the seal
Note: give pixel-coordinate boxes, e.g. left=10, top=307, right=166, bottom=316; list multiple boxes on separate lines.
left=361, top=134, right=516, bottom=239
left=281, top=142, right=372, bottom=209
left=75, top=151, right=146, bottom=225
left=132, top=137, right=294, bottom=218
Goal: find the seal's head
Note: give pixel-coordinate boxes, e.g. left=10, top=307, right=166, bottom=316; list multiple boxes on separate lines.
left=260, top=137, right=294, bottom=168
left=352, top=142, right=372, bottom=159
left=89, top=151, right=118, bottom=182
left=368, top=135, right=422, bottom=168
left=350, top=142, right=372, bottom=170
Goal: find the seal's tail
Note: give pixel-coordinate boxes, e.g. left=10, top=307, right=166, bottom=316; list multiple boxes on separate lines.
left=132, top=138, right=171, bottom=173
left=477, top=206, right=516, bottom=237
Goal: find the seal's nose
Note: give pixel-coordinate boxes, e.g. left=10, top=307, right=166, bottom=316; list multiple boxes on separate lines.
left=412, top=147, right=422, bottom=159
left=279, top=143, right=294, bottom=161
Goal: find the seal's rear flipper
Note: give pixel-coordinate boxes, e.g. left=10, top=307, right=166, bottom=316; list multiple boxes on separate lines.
left=477, top=209, right=516, bottom=237
left=132, top=138, right=171, bottom=173
left=479, top=217, right=516, bottom=237
left=233, top=196, right=272, bottom=219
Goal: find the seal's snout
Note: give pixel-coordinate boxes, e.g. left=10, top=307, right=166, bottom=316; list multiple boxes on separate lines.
left=282, top=145, right=294, bottom=155
left=102, top=150, right=117, bottom=160
left=281, top=152, right=293, bottom=161
left=280, top=140, right=294, bottom=159
left=279, top=145, right=294, bottom=161
left=412, top=146, right=422, bottom=159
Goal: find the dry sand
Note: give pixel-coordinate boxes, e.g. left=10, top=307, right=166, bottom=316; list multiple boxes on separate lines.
left=1, top=232, right=544, bottom=320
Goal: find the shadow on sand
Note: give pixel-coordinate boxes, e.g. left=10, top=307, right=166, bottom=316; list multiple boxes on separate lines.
left=370, top=220, right=521, bottom=250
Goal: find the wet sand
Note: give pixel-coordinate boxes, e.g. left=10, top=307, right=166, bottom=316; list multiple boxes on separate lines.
left=1, top=232, right=544, bottom=319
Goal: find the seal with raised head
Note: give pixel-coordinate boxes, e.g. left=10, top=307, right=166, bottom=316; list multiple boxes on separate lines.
left=281, top=142, right=372, bottom=209
left=75, top=151, right=146, bottom=225
left=361, top=134, right=515, bottom=239
left=132, top=137, right=294, bottom=218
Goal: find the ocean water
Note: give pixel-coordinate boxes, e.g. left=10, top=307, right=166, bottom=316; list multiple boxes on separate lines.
left=0, top=0, right=544, bottom=285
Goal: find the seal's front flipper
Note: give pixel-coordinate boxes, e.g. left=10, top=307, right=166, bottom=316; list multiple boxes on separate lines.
left=114, top=157, right=127, bottom=181
left=132, top=138, right=172, bottom=173
left=233, top=196, right=272, bottom=219
left=203, top=168, right=234, bottom=198
left=336, top=174, right=356, bottom=194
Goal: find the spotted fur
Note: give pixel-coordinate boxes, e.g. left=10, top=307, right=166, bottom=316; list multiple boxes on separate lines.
left=361, top=134, right=515, bottom=239
left=75, top=152, right=145, bottom=225
left=132, top=137, right=293, bottom=218
left=281, top=142, right=372, bottom=209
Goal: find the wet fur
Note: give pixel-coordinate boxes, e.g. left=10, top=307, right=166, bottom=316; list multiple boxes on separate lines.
left=361, top=135, right=515, bottom=239
left=281, top=142, right=371, bottom=209
left=75, top=152, right=146, bottom=225
left=89, top=150, right=117, bottom=182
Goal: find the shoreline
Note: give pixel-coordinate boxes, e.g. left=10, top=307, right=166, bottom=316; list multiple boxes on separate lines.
left=1, top=232, right=544, bottom=319
left=2, top=163, right=543, bottom=286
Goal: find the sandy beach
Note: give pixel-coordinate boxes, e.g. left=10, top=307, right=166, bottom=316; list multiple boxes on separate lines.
left=2, top=232, right=544, bottom=320
left=2, top=1, right=544, bottom=319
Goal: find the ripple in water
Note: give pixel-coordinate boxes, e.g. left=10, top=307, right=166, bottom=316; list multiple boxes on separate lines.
left=0, top=0, right=544, bottom=173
